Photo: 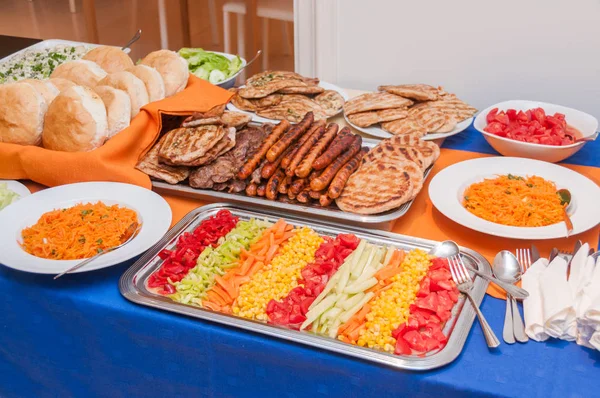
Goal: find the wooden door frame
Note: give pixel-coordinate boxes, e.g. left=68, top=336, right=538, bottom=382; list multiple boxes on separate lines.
left=293, top=0, right=339, bottom=82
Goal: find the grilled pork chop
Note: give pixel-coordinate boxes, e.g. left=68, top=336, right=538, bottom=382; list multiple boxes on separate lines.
left=246, top=71, right=319, bottom=87
left=256, top=95, right=327, bottom=122
left=136, top=135, right=190, bottom=184
left=158, top=125, right=226, bottom=166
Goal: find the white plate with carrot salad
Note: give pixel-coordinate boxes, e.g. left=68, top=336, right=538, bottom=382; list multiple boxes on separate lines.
left=428, top=157, right=600, bottom=239
left=0, top=182, right=172, bottom=274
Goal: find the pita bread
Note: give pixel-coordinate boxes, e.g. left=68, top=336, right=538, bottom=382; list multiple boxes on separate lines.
left=277, top=86, right=325, bottom=95
left=407, top=107, right=446, bottom=132
left=238, top=79, right=308, bottom=99
left=336, top=162, right=414, bottom=215
left=348, top=108, right=408, bottom=128
left=343, top=92, right=413, bottom=115
left=378, top=84, right=441, bottom=101
left=381, top=118, right=427, bottom=137
left=256, top=95, right=327, bottom=122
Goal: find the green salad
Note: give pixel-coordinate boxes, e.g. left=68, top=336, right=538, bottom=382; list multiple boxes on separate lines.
left=178, top=48, right=243, bottom=84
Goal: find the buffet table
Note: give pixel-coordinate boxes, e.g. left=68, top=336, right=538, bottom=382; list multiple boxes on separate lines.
left=1, top=36, right=600, bottom=398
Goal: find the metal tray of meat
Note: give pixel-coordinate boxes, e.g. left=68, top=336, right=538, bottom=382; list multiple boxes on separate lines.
left=120, top=203, right=490, bottom=371
left=152, top=138, right=432, bottom=231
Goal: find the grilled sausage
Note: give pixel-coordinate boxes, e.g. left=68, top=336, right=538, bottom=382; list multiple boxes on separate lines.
left=266, top=112, right=314, bottom=162
left=309, top=190, right=324, bottom=200
left=245, top=183, right=258, bottom=197
left=310, top=137, right=361, bottom=191
left=313, top=128, right=356, bottom=170
left=296, top=189, right=311, bottom=204
left=281, top=120, right=326, bottom=169
left=257, top=183, right=267, bottom=197
left=295, top=123, right=339, bottom=178
left=287, top=191, right=297, bottom=200
left=237, top=121, right=288, bottom=179
left=327, top=147, right=369, bottom=198
left=289, top=178, right=308, bottom=195
left=286, top=125, right=325, bottom=177
left=279, top=176, right=292, bottom=194
left=266, top=169, right=285, bottom=200
left=319, top=194, right=333, bottom=207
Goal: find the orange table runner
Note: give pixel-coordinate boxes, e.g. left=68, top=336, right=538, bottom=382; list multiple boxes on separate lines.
left=22, top=147, right=600, bottom=299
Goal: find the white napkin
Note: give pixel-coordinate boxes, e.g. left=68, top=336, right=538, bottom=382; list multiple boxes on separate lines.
left=577, top=258, right=600, bottom=347
left=568, top=243, right=589, bottom=294
left=539, top=256, right=577, bottom=340
left=590, top=330, right=600, bottom=351
left=522, top=258, right=549, bottom=341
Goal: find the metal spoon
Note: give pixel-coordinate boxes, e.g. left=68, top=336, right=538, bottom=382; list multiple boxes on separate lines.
left=571, top=131, right=599, bottom=144
left=54, top=222, right=141, bottom=279
left=429, top=241, right=529, bottom=299
left=492, top=251, right=529, bottom=343
left=236, top=50, right=262, bottom=74
left=122, top=29, right=142, bottom=51
left=557, top=189, right=574, bottom=237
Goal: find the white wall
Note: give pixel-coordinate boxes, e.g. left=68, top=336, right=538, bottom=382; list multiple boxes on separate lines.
left=298, top=0, right=600, bottom=120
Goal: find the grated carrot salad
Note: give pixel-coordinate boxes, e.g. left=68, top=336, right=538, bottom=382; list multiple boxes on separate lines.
left=462, top=174, right=565, bottom=227
left=21, top=202, right=138, bottom=260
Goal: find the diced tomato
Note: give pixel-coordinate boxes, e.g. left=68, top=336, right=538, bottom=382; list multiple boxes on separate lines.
left=338, top=234, right=360, bottom=249
left=417, top=277, right=430, bottom=297
left=394, top=337, right=412, bottom=355
left=403, top=330, right=427, bottom=352
left=494, top=112, right=510, bottom=125
left=486, top=108, right=498, bottom=124
left=424, top=337, right=441, bottom=352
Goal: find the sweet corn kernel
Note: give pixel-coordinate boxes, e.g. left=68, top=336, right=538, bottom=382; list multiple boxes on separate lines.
left=359, top=249, right=432, bottom=352
left=232, top=228, right=323, bottom=320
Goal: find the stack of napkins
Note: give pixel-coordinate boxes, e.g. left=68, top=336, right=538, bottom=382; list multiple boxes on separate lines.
left=522, top=243, right=600, bottom=349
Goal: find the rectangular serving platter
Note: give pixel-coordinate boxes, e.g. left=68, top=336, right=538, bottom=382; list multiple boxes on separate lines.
left=152, top=137, right=432, bottom=231
left=120, top=203, right=490, bottom=371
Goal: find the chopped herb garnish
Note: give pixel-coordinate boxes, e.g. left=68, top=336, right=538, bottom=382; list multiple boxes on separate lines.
left=507, top=174, right=523, bottom=181
left=96, top=238, right=103, bottom=245
left=97, top=248, right=104, bottom=253
left=81, top=209, right=93, bottom=216
left=464, top=196, right=470, bottom=201
left=505, top=190, right=511, bottom=194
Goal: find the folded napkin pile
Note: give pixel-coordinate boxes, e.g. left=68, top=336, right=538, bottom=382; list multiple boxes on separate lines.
left=522, top=243, right=600, bottom=350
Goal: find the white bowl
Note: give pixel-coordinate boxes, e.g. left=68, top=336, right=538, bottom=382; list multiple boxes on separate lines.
left=213, top=51, right=246, bottom=89
left=473, top=100, right=598, bottom=163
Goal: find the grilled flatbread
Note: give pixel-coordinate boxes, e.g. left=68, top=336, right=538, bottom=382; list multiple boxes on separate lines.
left=416, top=94, right=477, bottom=122
left=413, top=141, right=440, bottom=169
left=348, top=108, right=408, bottom=128
left=433, top=115, right=458, bottom=133
left=378, top=84, right=441, bottom=101
left=246, top=71, right=319, bottom=87
left=238, top=79, right=308, bottom=99
left=385, top=133, right=423, bottom=147
left=256, top=95, right=327, bottom=122
left=221, top=111, right=252, bottom=129
left=381, top=118, right=427, bottom=137
left=277, top=85, right=325, bottom=95
left=336, top=162, right=414, bottom=214
left=343, top=92, right=413, bottom=116
left=314, top=90, right=345, bottom=116
left=407, top=107, right=446, bottom=132
left=136, top=136, right=190, bottom=184
left=389, top=159, right=424, bottom=199
left=362, top=144, right=426, bottom=170
left=230, top=92, right=283, bottom=112
left=158, top=125, right=227, bottom=165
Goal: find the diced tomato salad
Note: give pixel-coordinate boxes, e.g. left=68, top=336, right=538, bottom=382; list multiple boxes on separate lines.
left=484, top=107, right=579, bottom=146
left=266, top=234, right=360, bottom=329
left=148, top=210, right=239, bottom=294
left=392, top=258, right=459, bottom=355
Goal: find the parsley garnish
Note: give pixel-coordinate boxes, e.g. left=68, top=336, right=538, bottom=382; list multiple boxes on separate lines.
left=96, top=238, right=103, bottom=245
left=97, top=248, right=104, bottom=253
left=81, top=209, right=93, bottom=216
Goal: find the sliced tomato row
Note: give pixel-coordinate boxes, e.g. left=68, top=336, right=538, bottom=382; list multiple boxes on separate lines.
left=392, top=258, right=459, bottom=355
left=148, top=210, right=239, bottom=294
left=266, top=234, right=360, bottom=329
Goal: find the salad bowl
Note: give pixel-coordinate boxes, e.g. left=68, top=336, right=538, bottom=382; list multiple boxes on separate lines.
left=178, top=48, right=246, bottom=89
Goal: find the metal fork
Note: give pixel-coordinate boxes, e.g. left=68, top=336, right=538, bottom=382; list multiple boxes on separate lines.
left=516, top=248, right=532, bottom=272
left=510, top=249, right=530, bottom=343
left=449, top=255, right=500, bottom=348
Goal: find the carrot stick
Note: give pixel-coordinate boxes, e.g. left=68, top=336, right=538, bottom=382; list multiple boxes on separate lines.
left=215, top=275, right=237, bottom=299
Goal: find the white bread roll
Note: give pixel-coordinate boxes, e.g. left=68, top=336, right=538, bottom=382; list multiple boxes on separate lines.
left=49, top=77, right=77, bottom=92
left=42, top=86, right=108, bottom=152
left=83, top=46, right=134, bottom=73
left=0, top=82, right=47, bottom=146
left=20, top=79, right=60, bottom=105
left=94, top=86, right=131, bottom=138
left=128, top=64, right=165, bottom=102
left=140, top=50, right=188, bottom=97
left=97, top=71, right=149, bottom=118
left=50, top=60, right=107, bottom=88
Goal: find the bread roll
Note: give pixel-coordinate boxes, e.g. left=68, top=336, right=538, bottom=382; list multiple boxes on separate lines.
left=140, top=50, right=188, bottom=97
left=42, top=86, right=108, bottom=152
left=0, top=82, right=47, bottom=146
left=50, top=60, right=107, bottom=88
left=128, top=64, right=165, bottom=102
left=97, top=71, right=149, bottom=118
left=94, top=86, right=131, bottom=138
left=83, top=46, right=134, bottom=73
left=49, top=77, right=77, bottom=92
left=20, top=79, right=60, bottom=105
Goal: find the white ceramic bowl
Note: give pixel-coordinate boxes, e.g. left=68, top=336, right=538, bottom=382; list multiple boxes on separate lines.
left=473, top=100, right=598, bottom=163
left=213, top=51, right=246, bottom=89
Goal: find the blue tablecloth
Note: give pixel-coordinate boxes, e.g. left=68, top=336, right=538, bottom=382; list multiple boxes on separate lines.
left=1, top=126, right=599, bottom=398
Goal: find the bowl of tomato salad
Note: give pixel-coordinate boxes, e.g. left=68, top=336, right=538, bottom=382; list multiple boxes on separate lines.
left=474, top=100, right=598, bottom=163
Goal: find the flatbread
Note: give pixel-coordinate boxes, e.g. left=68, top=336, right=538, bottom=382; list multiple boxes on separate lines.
left=343, top=92, right=413, bottom=116
left=416, top=94, right=477, bottom=122
left=246, top=71, right=319, bottom=87
left=362, top=144, right=426, bottom=170
left=432, top=115, right=458, bottom=133
left=381, top=118, right=427, bottom=137
left=277, top=86, right=325, bottom=95
left=229, top=92, right=283, bottom=112
left=413, top=141, right=440, bottom=169
left=136, top=136, right=190, bottom=184
left=256, top=95, right=327, bottom=122
left=220, top=111, right=252, bottom=129
left=185, top=127, right=236, bottom=166
left=348, top=108, right=408, bottom=128
left=314, top=90, right=345, bottom=116
left=407, top=107, right=446, bottom=132
left=378, top=84, right=441, bottom=101
left=336, top=162, right=414, bottom=215
left=238, top=79, right=308, bottom=99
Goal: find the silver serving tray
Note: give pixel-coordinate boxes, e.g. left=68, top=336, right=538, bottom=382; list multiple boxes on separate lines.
left=120, top=203, right=490, bottom=371
left=152, top=138, right=431, bottom=231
